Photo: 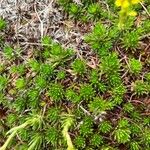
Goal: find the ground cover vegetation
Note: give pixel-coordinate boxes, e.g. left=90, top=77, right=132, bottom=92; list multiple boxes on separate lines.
left=0, top=0, right=150, bottom=150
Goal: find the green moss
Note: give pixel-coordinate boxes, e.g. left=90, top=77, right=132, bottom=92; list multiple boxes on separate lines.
left=132, top=80, right=149, bottom=96
left=27, top=89, right=40, bottom=108
left=15, top=78, right=26, bottom=89
left=90, top=133, right=104, bottom=147
left=40, top=64, right=54, bottom=77
left=89, top=69, right=99, bottom=84
left=99, top=121, right=112, bottom=134
left=3, top=45, right=14, bottom=59
left=69, top=3, right=81, bottom=18
left=28, top=59, right=41, bottom=72
left=13, top=97, right=26, bottom=112
left=34, top=76, right=47, bottom=89
left=80, top=84, right=95, bottom=100
left=100, top=52, right=120, bottom=75
left=0, top=75, right=8, bottom=91
left=72, top=59, right=86, bottom=75
left=41, top=36, right=52, bottom=46
left=145, top=72, right=150, bottom=82
left=114, top=128, right=131, bottom=144
left=79, top=116, right=93, bottom=137
left=122, top=30, right=140, bottom=49
left=0, top=2, right=150, bottom=149
left=74, top=136, right=86, bottom=149
left=128, top=58, right=142, bottom=75
left=88, top=97, right=113, bottom=113
left=66, top=89, right=80, bottom=103
left=45, top=127, right=59, bottom=146
left=87, top=3, right=101, bottom=20
left=129, top=141, right=141, bottom=150
left=48, top=83, right=64, bottom=101
left=0, top=18, right=6, bottom=30
left=47, top=107, right=61, bottom=122
left=57, top=70, right=66, bottom=80
left=123, top=103, right=135, bottom=113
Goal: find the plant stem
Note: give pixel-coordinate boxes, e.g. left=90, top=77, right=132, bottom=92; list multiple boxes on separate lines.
left=0, top=131, right=17, bottom=150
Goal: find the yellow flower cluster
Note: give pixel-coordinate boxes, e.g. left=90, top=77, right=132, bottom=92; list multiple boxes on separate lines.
left=115, top=0, right=141, bottom=29
left=116, top=0, right=141, bottom=8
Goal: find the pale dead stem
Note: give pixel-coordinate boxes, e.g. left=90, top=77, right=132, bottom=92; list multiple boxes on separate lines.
left=140, top=2, right=150, bottom=18
left=33, top=0, right=55, bottom=39
left=33, top=3, right=43, bottom=39
left=72, top=0, right=82, bottom=5
left=0, top=0, right=94, bottom=59
left=78, top=101, right=106, bottom=127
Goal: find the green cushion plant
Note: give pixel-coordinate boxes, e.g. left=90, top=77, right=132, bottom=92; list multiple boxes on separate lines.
left=0, top=1, right=149, bottom=149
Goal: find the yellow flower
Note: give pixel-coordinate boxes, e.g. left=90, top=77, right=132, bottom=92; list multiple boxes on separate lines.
left=115, top=0, right=130, bottom=8
left=131, top=0, right=141, bottom=4
left=115, top=0, right=141, bottom=29
left=115, top=0, right=122, bottom=6
left=128, top=10, right=137, bottom=16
